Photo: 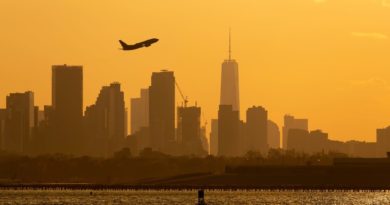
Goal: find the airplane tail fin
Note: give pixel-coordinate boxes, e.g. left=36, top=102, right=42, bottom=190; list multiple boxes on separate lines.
left=119, top=40, right=128, bottom=49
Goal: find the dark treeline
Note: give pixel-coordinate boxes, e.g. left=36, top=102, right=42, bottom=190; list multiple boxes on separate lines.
left=0, top=148, right=348, bottom=184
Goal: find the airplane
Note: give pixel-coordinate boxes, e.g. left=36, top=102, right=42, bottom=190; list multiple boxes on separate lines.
left=119, top=38, right=159, bottom=51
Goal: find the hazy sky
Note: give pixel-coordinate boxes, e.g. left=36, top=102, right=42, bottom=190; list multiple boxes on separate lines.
left=1, top=0, right=390, bottom=142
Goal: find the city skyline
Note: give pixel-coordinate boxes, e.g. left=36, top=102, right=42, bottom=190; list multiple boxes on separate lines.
left=1, top=0, right=390, bottom=143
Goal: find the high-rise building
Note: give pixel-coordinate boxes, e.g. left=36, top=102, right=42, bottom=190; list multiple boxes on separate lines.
left=52, top=64, right=83, bottom=154
left=177, top=106, right=206, bottom=156
left=220, top=31, right=240, bottom=112
left=377, top=126, right=390, bottom=157
left=210, top=119, right=219, bottom=156
left=218, top=105, right=240, bottom=156
left=131, top=88, right=149, bottom=134
left=0, top=109, right=7, bottom=151
left=200, top=125, right=209, bottom=154
left=149, top=70, right=175, bottom=153
left=245, top=106, right=268, bottom=154
left=3, top=91, right=35, bottom=154
left=84, top=83, right=126, bottom=156
left=267, top=120, right=280, bottom=149
left=282, top=115, right=308, bottom=149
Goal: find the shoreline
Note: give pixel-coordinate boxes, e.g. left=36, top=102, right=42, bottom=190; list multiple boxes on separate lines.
left=1, top=184, right=390, bottom=191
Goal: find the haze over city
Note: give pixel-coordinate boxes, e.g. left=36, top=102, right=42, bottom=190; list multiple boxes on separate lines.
left=1, top=0, right=390, bottom=144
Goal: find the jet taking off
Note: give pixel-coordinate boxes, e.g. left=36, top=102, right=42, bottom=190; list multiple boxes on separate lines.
left=119, top=38, right=159, bottom=51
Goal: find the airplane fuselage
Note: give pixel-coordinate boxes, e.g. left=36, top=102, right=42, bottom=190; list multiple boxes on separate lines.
left=119, top=38, right=159, bottom=51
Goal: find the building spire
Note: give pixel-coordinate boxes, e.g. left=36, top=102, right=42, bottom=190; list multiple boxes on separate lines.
left=229, top=28, right=232, bottom=60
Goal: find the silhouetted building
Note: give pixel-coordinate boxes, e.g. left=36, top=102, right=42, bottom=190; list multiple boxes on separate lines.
left=131, top=88, right=149, bottom=134
left=84, top=83, right=126, bottom=156
left=220, top=32, right=240, bottom=112
left=52, top=65, right=83, bottom=154
left=377, top=126, right=390, bottom=157
left=210, top=119, right=218, bottom=156
left=149, top=70, right=175, bottom=154
left=200, top=125, right=209, bottom=154
left=282, top=115, right=308, bottom=149
left=218, top=105, right=240, bottom=156
left=177, top=106, right=206, bottom=156
left=245, top=106, right=268, bottom=154
left=32, top=105, right=54, bottom=155
left=3, top=91, right=35, bottom=154
left=129, top=127, right=150, bottom=155
left=287, top=128, right=309, bottom=152
left=0, top=109, right=6, bottom=150
left=267, top=120, right=280, bottom=149
left=345, top=140, right=377, bottom=158
left=288, top=129, right=329, bottom=153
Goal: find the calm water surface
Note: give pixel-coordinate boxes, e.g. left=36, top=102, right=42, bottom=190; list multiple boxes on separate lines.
left=0, top=189, right=389, bottom=204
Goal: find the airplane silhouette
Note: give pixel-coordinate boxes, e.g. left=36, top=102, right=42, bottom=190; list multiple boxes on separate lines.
left=119, top=38, right=159, bottom=51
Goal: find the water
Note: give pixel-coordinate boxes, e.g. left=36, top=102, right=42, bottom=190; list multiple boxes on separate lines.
left=0, top=189, right=389, bottom=204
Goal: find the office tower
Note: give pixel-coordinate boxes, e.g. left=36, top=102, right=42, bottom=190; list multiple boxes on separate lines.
left=84, top=83, right=126, bottom=156
left=220, top=31, right=240, bottom=112
left=3, top=91, right=35, bottom=153
left=267, top=120, right=280, bottom=149
left=288, top=129, right=329, bottom=154
left=218, top=105, right=240, bottom=156
left=210, top=119, right=219, bottom=156
left=131, top=88, right=149, bottom=134
left=0, top=109, right=6, bottom=150
left=377, top=126, right=390, bottom=157
left=282, top=115, right=308, bottom=149
left=245, top=106, right=268, bottom=154
left=52, top=64, right=83, bottom=154
left=33, top=105, right=54, bottom=155
left=200, top=125, right=209, bottom=154
left=177, top=106, right=205, bottom=156
left=149, top=70, right=175, bottom=153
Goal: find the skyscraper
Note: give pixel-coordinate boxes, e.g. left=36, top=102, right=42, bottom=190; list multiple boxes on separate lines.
left=177, top=106, right=205, bottom=156
left=131, top=88, right=149, bottom=134
left=245, top=106, right=268, bottom=154
left=84, top=82, right=126, bottom=156
left=149, top=70, right=175, bottom=154
left=220, top=31, right=240, bottom=112
left=4, top=91, right=35, bottom=153
left=376, top=126, right=390, bottom=157
left=218, top=105, right=240, bottom=156
left=52, top=64, right=83, bottom=154
left=0, top=109, right=5, bottom=150
left=267, top=120, right=280, bottom=149
left=282, top=115, right=308, bottom=149
left=210, top=119, right=219, bottom=156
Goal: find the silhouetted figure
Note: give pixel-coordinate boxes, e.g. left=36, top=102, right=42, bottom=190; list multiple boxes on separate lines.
left=197, top=189, right=206, bottom=205
left=119, top=38, right=159, bottom=51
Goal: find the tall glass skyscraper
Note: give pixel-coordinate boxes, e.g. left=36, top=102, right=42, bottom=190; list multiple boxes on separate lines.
left=220, top=31, right=240, bottom=112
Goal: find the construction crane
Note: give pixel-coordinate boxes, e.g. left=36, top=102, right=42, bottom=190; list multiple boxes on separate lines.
left=175, top=80, right=188, bottom=107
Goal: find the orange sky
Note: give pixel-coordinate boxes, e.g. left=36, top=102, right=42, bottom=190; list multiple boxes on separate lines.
left=0, top=0, right=390, bottom=142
